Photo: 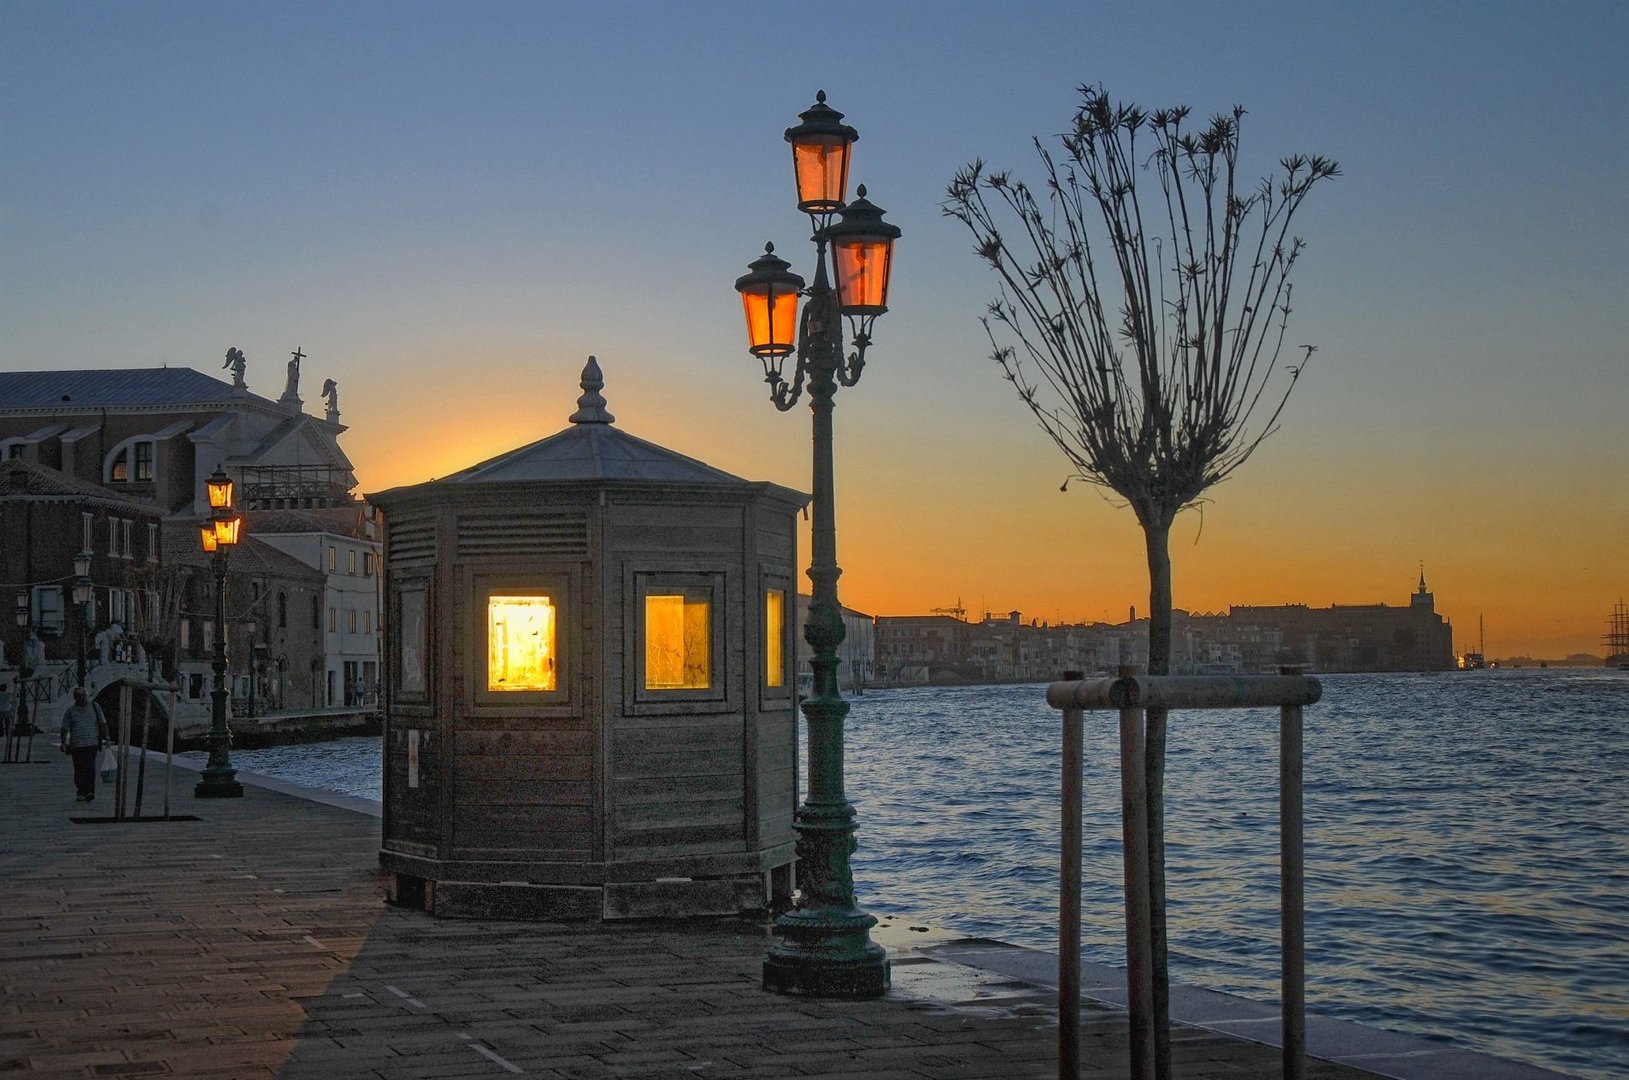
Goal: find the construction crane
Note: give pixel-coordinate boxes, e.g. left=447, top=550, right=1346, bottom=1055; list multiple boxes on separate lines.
left=930, top=600, right=967, bottom=622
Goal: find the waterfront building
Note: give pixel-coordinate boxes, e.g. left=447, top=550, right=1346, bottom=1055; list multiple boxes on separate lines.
left=792, top=596, right=873, bottom=692
left=1, top=461, right=167, bottom=722
left=370, top=359, right=806, bottom=920
left=0, top=358, right=381, bottom=723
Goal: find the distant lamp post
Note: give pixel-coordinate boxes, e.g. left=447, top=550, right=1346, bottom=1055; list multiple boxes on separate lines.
left=8, top=593, right=30, bottom=758
left=71, top=551, right=92, bottom=688
left=196, top=466, right=244, bottom=798
left=736, top=91, right=900, bottom=1000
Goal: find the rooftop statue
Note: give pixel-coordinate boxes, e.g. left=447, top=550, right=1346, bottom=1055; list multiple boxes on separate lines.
left=223, top=347, right=247, bottom=389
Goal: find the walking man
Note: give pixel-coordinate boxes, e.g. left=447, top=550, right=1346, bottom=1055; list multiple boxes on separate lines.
left=59, top=686, right=109, bottom=802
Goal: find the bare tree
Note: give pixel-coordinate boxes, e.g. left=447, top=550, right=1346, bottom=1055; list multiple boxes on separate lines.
left=945, top=84, right=1336, bottom=1078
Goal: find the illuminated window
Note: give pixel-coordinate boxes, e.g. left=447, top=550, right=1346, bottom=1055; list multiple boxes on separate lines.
left=488, top=594, right=557, bottom=691
left=766, top=589, right=786, bottom=688
left=644, top=588, right=712, bottom=690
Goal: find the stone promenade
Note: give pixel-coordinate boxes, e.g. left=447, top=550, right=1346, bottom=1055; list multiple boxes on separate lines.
left=3, top=752, right=1394, bottom=1079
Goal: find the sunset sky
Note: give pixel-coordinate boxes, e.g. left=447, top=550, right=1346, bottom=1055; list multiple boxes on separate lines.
left=3, top=2, right=1625, bottom=659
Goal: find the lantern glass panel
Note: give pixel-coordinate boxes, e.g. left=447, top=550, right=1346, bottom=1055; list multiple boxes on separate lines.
left=487, top=595, right=556, bottom=691
left=645, top=589, right=711, bottom=690
left=765, top=589, right=786, bottom=688
left=200, top=525, right=218, bottom=553
left=833, top=237, right=894, bottom=314
left=792, top=138, right=851, bottom=213
left=741, top=287, right=801, bottom=358
left=213, top=516, right=241, bottom=547
left=206, top=474, right=234, bottom=511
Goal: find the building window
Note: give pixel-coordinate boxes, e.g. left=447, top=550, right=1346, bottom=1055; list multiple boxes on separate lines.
left=121, top=520, right=133, bottom=559
left=180, top=620, right=190, bottom=650
left=32, top=586, right=65, bottom=634
left=487, top=594, right=556, bottom=691
left=346, top=609, right=357, bottom=634
left=644, top=588, right=712, bottom=690
left=363, top=552, right=375, bottom=576
left=82, top=513, right=93, bottom=551
left=107, top=517, right=120, bottom=556
left=347, top=549, right=357, bottom=575
left=278, top=592, right=287, bottom=629
left=632, top=571, right=724, bottom=705
left=146, top=522, right=158, bottom=563
left=109, top=447, right=129, bottom=482
left=328, top=546, right=336, bottom=571
left=202, top=619, right=213, bottom=645
left=134, top=441, right=153, bottom=482
left=3, top=441, right=24, bottom=460
left=327, top=607, right=336, bottom=633
left=362, top=610, right=371, bottom=634
left=766, top=588, right=787, bottom=688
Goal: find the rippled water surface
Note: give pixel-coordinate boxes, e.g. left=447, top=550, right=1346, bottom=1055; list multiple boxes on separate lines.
left=213, top=669, right=1629, bottom=1080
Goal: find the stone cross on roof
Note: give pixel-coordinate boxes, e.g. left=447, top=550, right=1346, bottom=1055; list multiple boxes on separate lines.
left=568, top=356, right=616, bottom=425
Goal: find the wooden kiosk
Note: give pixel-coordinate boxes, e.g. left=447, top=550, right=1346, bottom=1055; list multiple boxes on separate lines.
left=371, top=359, right=806, bottom=920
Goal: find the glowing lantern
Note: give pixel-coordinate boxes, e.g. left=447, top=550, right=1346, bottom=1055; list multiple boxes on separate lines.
left=212, top=515, right=242, bottom=548
left=735, top=244, right=805, bottom=359
left=487, top=595, right=556, bottom=691
left=784, top=91, right=857, bottom=215
left=827, top=186, right=901, bottom=316
left=200, top=524, right=218, bottom=553
left=206, top=467, right=235, bottom=512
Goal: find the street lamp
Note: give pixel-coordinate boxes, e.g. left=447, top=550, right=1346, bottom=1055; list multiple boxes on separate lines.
left=196, top=466, right=244, bottom=798
left=736, top=91, right=900, bottom=1000
left=7, top=593, right=30, bottom=761
left=71, top=551, right=92, bottom=688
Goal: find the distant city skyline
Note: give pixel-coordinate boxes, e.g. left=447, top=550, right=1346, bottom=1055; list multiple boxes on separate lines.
left=3, top=2, right=1625, bottom=658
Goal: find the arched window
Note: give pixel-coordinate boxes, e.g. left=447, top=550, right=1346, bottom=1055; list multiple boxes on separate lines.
left=105, top=437, right=156, bottom=484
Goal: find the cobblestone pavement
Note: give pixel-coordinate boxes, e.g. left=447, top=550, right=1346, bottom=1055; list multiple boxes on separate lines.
left=1, top=752, right=1388, bottom=1079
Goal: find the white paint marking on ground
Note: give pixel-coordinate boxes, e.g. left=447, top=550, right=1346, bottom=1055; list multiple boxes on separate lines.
left=384, top=984, right=428, bottom=1009
left=302, top=935, right=326, bottom=950
left=466, top=1040, right=524, bottom=1074
left=343, top=992, right=366, bottom=999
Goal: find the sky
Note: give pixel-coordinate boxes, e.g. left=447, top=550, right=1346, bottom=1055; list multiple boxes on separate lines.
left=3, top=1, right=1625, bottom=659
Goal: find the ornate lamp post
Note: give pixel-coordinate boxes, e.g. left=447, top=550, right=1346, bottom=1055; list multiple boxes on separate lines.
left=196, top=467, right=245, bottom=798
left=735, top=91, right=900, bottom=999
left=71, top=551, right=92, bottom=688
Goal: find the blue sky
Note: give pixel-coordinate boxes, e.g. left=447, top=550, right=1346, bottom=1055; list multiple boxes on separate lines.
left=4, top=1, right=1626, bottom=654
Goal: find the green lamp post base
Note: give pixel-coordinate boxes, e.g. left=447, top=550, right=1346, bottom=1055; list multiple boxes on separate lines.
left=194, top=774, right=243, bottom=798
left=763, top=913, right=889, bottom=999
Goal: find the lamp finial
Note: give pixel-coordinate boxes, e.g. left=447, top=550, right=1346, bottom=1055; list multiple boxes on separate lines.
left=569, top=356, right=615, bottom=425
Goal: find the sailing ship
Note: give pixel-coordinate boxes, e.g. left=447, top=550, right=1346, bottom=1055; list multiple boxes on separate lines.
left=1460, top=614, right=1487, bottom=670
left=1605, top=599, right=1629, bottom=670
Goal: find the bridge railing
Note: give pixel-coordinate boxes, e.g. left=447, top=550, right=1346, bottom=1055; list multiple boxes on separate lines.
left=1046, top=669, right=1320, bottom=1080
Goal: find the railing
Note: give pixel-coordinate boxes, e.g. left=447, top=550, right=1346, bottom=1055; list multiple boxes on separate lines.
left=1047, top=669, right=1320, bottom=1080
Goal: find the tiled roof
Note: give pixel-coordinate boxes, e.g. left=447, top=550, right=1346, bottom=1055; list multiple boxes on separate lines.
left=0, top=368, right=238, bottom=410
left=159, top=521, right=323, bottom=580
left=0, top=460, right=160, bottom=512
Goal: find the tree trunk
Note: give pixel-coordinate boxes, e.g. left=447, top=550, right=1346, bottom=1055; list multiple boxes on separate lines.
left=1142, top=515, right=1174, bottom=1079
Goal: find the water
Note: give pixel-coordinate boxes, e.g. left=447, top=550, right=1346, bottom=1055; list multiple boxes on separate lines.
left=197, top=668, right=1629, bottom=1080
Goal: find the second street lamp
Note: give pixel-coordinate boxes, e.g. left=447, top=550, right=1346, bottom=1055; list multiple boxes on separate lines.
left=196, top=467, right=244, bottom=799
left=72, top=551, right=92, bottom=688
left=737, top=92, right=900, bottom=1000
